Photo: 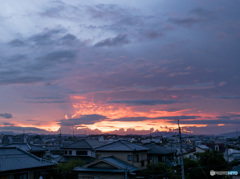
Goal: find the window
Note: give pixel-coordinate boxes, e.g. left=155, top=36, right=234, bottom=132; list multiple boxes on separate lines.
left=64, top=150, right=68, bottom=155
left=14, top=173, right=28, bottom=179
left=76, top=150, right=88, bottom=156
left=69, top=150, right=72, bottom=155
left=134, top=154, right=139, bottom=162
left=141, top=160, right=144, bottom=167
left=128, top=155, right=132, bottom=161
left=96, top=154, right=101, bottom=160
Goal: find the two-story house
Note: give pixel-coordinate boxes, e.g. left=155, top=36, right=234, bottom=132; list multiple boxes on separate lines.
left=143, top=143, right=176, bottom=166
left=94, top=140, right=149, bottom=169
left=60, top=139, right=105, bottom=163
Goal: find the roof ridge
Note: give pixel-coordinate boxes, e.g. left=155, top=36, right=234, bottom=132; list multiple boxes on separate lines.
left=26, top=143, right=32, bottom=150
left=120, top=140, right=135, bottom=150
left=14, top=147, right=54, bottom=164
left=94, top=140, right=119, bottom=150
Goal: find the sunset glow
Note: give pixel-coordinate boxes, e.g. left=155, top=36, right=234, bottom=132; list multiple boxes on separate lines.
left=0, top=0, right=239, bottom=135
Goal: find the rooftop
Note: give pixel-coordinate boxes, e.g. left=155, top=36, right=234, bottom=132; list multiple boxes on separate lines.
left=4, top=143, right=46, bottom=152
left=63, top=139, right=105, bottom=149
left=0, top=147, right=55, bottom=172
left=94, top=140, right=149, bottom=151
left=74, top=156, right=139, bottom=173
left=143, top=143, right=176, bottom=155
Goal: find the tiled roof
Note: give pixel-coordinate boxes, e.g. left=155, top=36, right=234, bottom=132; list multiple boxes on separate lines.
left=143, top=143, right=176, bottom=155
left=94, top=140, right=149, bottom=151
left=103, top=156, right=139, bottom=171
left=196, top=145, right=209, bottom=150
left=63, top=139, right=105, bottom=149
left=0, top=147, right=56, bottom=172
left=4, top=143, right=46, bottom=152
left=74, top=156, right=139, bottom=173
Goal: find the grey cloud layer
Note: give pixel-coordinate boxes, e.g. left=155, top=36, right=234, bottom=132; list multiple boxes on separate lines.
left=111, top=115, right=199, bottom=122
left=58, top=114, right=107, bottom=126
left=0, top=113, right=13, bottom=119
left=107, top=99, right=178, bottom=106
left=0, top=1, right=239, bottom=135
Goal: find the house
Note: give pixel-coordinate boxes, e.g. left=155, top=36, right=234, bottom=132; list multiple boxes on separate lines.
left=183, top=148, right=197, bottom=160
left=94, top=140, right=149, bottom=169
left=205, top=141, right=226, bottom=153
left=1, top=134, right=28, bottom=145
left=224, top=148, right=240, bottom=162
left=3, top=143, right=46, bottom=158
left=73, top=156, right=139, bottom=179
left=195, top=145, right=210, bottom=153
left=0, top=147, right=56, bottom=179
left=59, top=139, right=105, bottom=163
left=143, top=143, right=176, bottom=165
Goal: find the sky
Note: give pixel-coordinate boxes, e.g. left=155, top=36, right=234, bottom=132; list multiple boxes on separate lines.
left=0, top=0, right=240, bottom=135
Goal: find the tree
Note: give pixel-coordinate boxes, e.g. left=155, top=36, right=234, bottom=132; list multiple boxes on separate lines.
left=183, top=158, right=206, bottom=179
left=194, top=150, right=229, bottom=179
left=196, top=150, right=228, bottom=171
left=54, top=159, right=85, bottom=179
left=137, top=163, right=178, bottom=179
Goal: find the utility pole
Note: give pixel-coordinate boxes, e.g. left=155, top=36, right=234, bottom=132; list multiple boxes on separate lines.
left=59, top=129, right=62, bottom=139
left=178, top=120, right=185, bottom=179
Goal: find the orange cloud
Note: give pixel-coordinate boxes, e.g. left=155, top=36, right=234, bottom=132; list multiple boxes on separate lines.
left=64, top=94, right=212, bottom=134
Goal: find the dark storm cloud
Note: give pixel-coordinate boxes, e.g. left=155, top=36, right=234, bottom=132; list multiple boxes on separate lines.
left=0, top=113, right=13, bottom=119
left=25, top=96, right=67, bottom=104
left=169, top=83, right=215, bottom=91
left=8, top=39, right=25, bottom=47
left=27, top=100, right=67, bottom=104
left=111, top=117, right=149, bottom=122
left=3, top=122, right=14, bottom=126
left=86, top=4, right=166, bottom=42
left=0, top=74, right=45, bottom=85
left=0, top=28, right=81, bottom=86
left=86, top=4, right=133, bottom=22
left=215, top=96, right=240, bottom=99
left=167, top=114, right=240, bottom=125
left=169, top=17, right=203, bottom=26
left=107, top=99, right=178, bottom=106
left=217, top=114, right=240, bottom=120
left=169, top=7, right=215, bottom=27
left=58, top=114, right=107, bottom=126
left=157, top=115, right=199, bottom=120
left=0, top=126, right=47, bottom=132
left=28, top=29, right=79, bottom=47
left=42, top=50, right=76, bottom=63
left=190, top=7, right=214, bottom=18
left=28, top=29, right=65, bottom=45
left=95, top=34, right=129, bottom=47
left=111, top=115, right=199, bottom=122
left=169, top=119, right=240, bottom=125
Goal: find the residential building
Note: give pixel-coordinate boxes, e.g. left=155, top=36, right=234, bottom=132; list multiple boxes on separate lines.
left=143, top=143, right=176, bottom=165
left=4, top=143, right=46, bottom=158
left=59, top=139, right=105, bottom=163
left=94, top=140, right=149, bottom=169
left=0, top=147, right=56, bottom=179
left=74, top=156, right=139, bottom=179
